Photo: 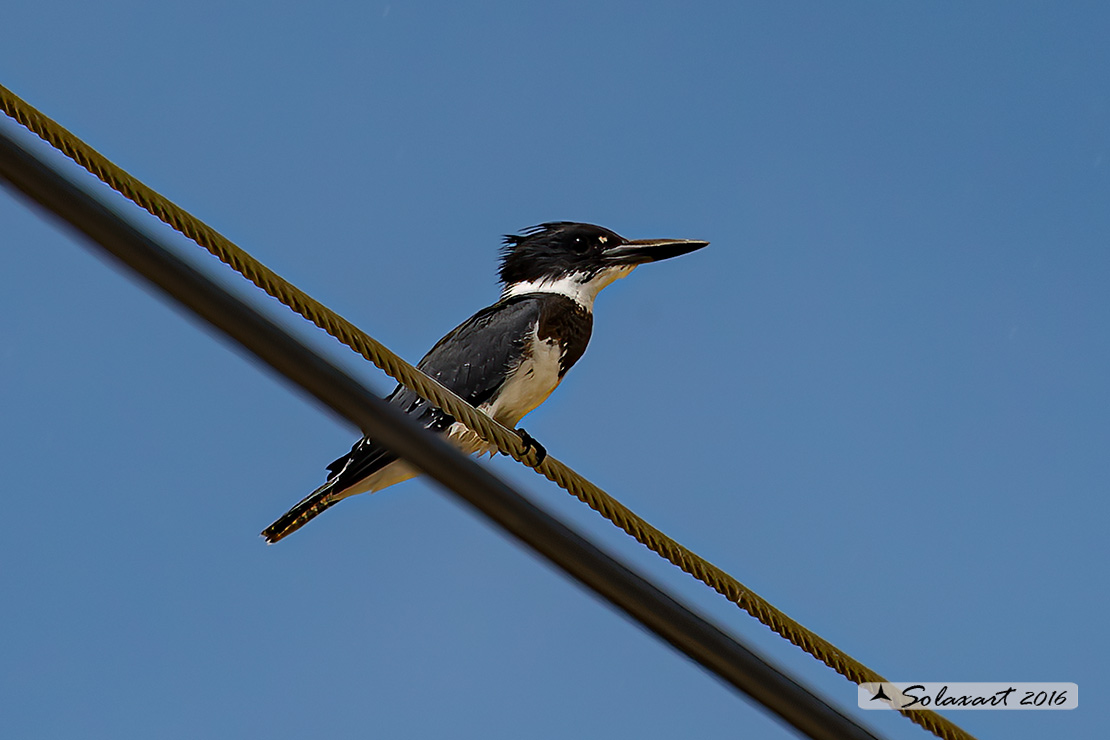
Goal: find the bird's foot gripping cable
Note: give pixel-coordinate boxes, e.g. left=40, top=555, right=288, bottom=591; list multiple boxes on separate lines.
left=512, top=427, right=547, bottom=466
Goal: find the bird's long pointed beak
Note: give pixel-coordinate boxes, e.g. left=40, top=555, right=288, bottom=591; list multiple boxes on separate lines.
left=603, top=237, right=709, bottom=265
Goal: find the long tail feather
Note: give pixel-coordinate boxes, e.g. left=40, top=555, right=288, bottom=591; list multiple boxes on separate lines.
left=262, top=478, right=340, bottom=544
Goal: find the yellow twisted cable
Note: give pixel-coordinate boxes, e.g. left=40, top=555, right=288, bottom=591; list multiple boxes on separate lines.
left=2, top=82, right=977, bottom=740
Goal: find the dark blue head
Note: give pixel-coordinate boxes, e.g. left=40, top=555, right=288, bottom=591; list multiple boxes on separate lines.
left=499, top=222, right=708, bottom=286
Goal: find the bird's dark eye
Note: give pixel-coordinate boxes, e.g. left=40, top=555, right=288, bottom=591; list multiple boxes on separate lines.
left=571, top=236, right=590, bottom=253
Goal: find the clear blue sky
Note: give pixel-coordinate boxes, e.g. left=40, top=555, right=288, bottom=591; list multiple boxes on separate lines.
left=2, top=3, right=1106, bottom=739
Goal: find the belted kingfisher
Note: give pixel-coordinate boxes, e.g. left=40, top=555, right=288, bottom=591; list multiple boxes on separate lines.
left=262, top=222, right=708, bottom=543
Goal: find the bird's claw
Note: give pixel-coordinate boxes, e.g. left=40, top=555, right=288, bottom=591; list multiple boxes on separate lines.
left=513, top=427, right=547, bottom=465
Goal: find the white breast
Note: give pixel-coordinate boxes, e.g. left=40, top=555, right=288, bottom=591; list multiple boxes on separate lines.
left=439, top=326, right=564, bottom=460
left=484, top=329, right=564, bottom=427
left=335, top=325, right=569, bottom=499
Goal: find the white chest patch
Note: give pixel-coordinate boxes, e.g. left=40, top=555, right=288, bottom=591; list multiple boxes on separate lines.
left=341, top=327, right=568, bottom=496
left=439, top=328, right=564, bottom=460
left=484, top=329, right=564, bottom=427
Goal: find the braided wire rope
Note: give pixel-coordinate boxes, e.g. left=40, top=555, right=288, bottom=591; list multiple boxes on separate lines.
left=2, top=83, right=977, bottom=740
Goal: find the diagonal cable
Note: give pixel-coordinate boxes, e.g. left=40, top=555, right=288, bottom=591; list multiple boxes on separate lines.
left=1, top=83, right=976, bottom=740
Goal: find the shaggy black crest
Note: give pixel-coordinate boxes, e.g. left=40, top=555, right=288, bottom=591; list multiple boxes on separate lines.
left=499, top=222, right=626, bottom=286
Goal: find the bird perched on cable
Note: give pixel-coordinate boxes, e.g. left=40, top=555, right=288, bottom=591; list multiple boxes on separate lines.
left=262, top=222, right=708, bottom=543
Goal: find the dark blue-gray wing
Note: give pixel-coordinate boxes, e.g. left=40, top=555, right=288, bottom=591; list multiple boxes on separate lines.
left=324, top=296, right=543, bottom=487
left=262, top=296, right=544, bottom=543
